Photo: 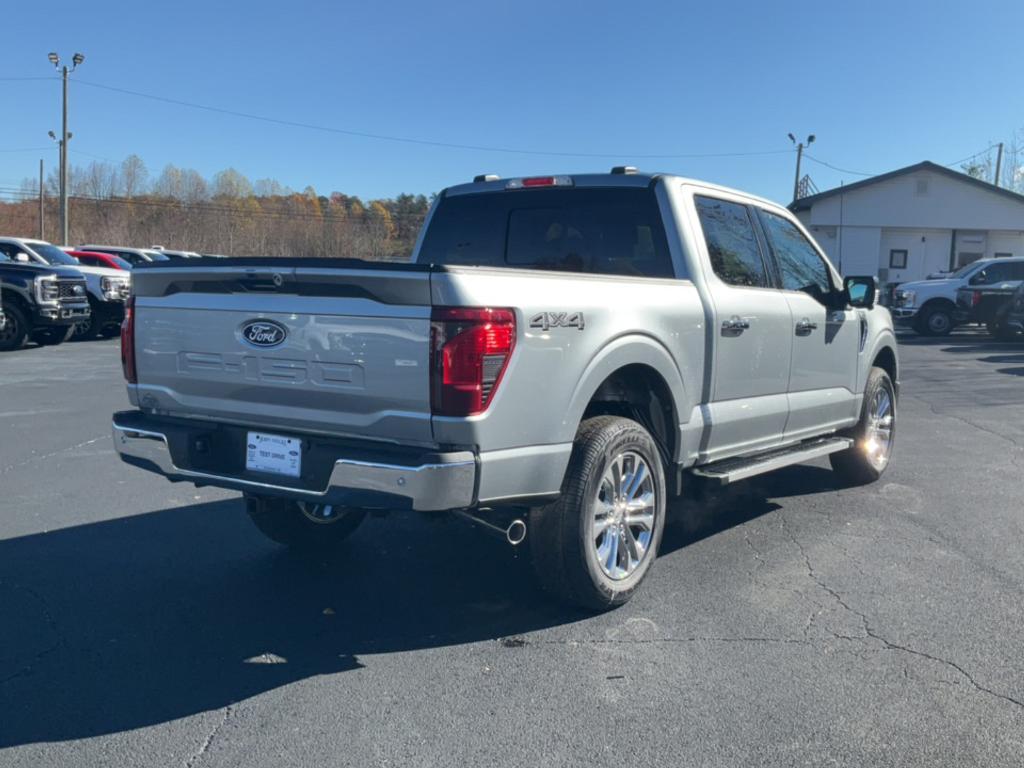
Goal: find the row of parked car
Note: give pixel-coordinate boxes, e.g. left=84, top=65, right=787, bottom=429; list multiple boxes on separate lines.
left=890, top=255, right=1024, bottom=340
left=0, top=237, right=216, bottom=351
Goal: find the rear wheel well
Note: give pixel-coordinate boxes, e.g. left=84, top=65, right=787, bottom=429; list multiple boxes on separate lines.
left=582, top=364, right=677, bottom=471
left=872, top=346, right=898, bottom=386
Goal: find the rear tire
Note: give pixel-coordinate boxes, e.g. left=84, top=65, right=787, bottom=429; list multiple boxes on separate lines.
left=530, top=416, right=666, bottom=611
left=830, top=367, right=896, bottom=485
left=245, top=495, right=367, bottom=551
left=0, top=303, right=28, bottom=351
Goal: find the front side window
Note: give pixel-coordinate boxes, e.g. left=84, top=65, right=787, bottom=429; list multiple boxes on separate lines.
left=971, top=263, right=1011, bottom=285
left=694, top=196, right=768, bottom=287
left=758, top=210, right=832, bottom=296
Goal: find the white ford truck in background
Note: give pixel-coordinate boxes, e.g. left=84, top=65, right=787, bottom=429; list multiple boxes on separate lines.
left=892, top=256, right=1024, bottom=335
left=112, top=169, right=898, bottom=609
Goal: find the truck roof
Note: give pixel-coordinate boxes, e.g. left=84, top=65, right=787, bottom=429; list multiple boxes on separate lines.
left=443, top=170, right=789, bottom=213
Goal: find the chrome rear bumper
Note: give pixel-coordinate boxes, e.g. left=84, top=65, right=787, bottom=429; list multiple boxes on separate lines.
left=112, top=416, right=475, bottom=512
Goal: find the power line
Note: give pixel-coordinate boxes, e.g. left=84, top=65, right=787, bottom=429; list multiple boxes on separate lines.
left=802, top=153, right=876, bottom=177
left=944, top=144, right=997, bottom=168
left=73, top=78, right=792, bottom=160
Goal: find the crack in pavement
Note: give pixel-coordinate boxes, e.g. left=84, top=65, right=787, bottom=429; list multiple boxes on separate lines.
left=183, top=704, right=235, bottom=768
left=903, top=392, right=1023, bottom=459
left=777, top=512, right=1024, bottom=713
left=0, top=434, right=109, bottom=476
left=0, top=581, right=65, bottom=686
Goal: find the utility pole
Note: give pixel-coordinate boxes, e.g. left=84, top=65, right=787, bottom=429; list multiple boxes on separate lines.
left=788, top=132, right=815, bottom=202
left=38, top=159, right=44, bottom=240
left=994, top=142, right=1004, bottom=187
left=47, top=51, right=84, bottom=245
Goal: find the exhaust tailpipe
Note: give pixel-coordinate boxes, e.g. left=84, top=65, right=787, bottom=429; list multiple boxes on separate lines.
left=454, top=510, right=527, bottom=547
left=506, top=519, right=527, bottom=546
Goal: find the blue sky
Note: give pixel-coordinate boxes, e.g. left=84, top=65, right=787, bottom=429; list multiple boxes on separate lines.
left=2, top=0, right=1021, bottom=204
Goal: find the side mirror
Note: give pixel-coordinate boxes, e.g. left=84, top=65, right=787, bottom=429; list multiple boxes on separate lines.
left=844, top=275, right=877, bottom=309
left=14, top=252, right=30, bottom=263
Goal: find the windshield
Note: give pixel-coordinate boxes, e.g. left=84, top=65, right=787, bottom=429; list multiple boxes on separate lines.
left=27, top=243, right=81, bottom=266
left=950, top=261, right=984, bottom=279
left=106, top=255, right=133, bottom=270
left=144, top=250, right=170, bottom=261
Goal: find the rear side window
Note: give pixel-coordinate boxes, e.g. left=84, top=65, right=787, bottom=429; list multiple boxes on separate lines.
left=694, top=196, right=768, bottom=287
left=417, top=187, right=674, bottom=278
left=757, top=210, right=833, bottom=295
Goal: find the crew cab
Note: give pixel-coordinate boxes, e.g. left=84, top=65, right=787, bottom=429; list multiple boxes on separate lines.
left=0, top=242, right=89, bottom=350
left=112, top=170, right=898, bottom=609
left=892, top=256, right=1024, bottom=336
left=0, top=238, right=130, bottom=339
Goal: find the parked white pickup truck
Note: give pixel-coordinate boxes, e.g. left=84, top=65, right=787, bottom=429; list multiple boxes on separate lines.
left=892, top=256, right=1024, bottom=335
left=113, top=169, right=898, bottom=609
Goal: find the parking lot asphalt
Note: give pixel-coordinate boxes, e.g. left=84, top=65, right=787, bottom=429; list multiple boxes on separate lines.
left=1, top=330, right=1023, bottom=767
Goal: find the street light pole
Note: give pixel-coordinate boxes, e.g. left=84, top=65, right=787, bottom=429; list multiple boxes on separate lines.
left=48, top=51, right=84, bottom=245
left=788, top=132, right=815, bottom=203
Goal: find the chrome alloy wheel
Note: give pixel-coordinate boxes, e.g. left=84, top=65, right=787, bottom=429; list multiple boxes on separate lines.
left=591, top=451, right=657, bottom=581
left=863, top=387, right=894, bottom=471
left=298, top=502, right=344, bottom=525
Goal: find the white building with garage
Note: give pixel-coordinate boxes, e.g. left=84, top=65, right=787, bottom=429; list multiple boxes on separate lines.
left=790, top=161, right=1024, bottom=285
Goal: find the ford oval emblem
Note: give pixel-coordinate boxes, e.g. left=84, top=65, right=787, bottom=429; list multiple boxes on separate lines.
left=241, top=319, right=287, bottom=348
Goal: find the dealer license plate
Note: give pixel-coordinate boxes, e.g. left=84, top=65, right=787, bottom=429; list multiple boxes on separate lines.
left=246, top=432, right=301, bottom=478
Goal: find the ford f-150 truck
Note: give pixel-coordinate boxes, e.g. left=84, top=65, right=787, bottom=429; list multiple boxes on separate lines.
left=112, top=169, right=898, bottom=609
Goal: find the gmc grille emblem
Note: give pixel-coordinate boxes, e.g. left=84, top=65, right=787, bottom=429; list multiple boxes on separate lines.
left=241, top=319, right=288, bottom=348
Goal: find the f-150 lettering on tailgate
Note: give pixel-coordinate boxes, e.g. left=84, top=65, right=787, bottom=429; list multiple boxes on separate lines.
left=177, top=351, right=364, bottom=389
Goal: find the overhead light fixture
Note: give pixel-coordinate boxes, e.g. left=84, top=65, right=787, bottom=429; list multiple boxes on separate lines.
left=48, top=52, right=59, bottom=65
left=72, top=52, right=84, bottom=66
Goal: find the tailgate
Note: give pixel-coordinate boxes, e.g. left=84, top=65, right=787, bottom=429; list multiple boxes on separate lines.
left=130, top=262, right=436, bottom=445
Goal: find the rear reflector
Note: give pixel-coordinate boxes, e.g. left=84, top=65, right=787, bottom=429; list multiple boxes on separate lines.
left=506, top=175, right=573, bottom=190
left=431, top=307, right=516, bottom=416
left=121, top=294, right=137, bottom=383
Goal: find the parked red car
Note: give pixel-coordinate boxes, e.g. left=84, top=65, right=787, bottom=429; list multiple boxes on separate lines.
left=64, top=249, right=133, bottom=271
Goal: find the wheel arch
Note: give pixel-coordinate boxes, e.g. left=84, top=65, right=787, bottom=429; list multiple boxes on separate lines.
left=566, top=335, right=688, bottom=466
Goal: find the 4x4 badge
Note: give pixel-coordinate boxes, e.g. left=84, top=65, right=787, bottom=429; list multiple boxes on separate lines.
left=529, top=312, right=585, bottom=331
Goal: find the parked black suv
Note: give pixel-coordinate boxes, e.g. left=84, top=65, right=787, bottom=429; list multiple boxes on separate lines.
left=0, top=250, right=90, bottom=351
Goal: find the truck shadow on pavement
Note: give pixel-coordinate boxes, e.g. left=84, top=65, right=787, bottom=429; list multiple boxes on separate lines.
left=0, top=466, right=838, bottom=747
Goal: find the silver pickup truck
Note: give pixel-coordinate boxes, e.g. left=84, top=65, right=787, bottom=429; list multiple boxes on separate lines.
left=112, top=169, right=898, bottom=609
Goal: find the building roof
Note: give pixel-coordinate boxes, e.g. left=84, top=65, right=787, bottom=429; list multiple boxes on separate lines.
left=789, top=160, right=1024, bottom=212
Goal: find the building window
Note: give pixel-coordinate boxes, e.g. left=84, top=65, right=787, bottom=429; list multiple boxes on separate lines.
left=889, top=249, right=908, bottom=269
left=994, top=252, right=1013, bottom=258
left=957, top=252, right=983, bottom=268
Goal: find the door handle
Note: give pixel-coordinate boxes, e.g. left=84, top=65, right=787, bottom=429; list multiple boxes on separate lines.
left=721, top=316, right=751, bottom=335
left=795, top=318, right=818, bottom=336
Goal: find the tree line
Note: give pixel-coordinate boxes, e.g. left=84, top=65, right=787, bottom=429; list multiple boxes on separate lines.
left=0, top=154, right=431, bottom=260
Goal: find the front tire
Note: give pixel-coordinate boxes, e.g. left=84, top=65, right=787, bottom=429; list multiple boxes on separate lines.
left=530, top=416, right=667, bottom=611
left=0, top=303, right=28, bottom=351
left=31, top=325, right=75, bottom=346
left=830, top=367, right=896, bottom=485
left=918, top=304, right=954, bottom=336
left=245, top=495, right=367, bottom=551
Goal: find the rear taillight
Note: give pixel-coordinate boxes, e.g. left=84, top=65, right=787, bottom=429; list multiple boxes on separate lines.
left=430, top=307, right=516, bottom=416
left=972, top=290, right=983, bottom=307
left=121, top=295, right=137, bottom=383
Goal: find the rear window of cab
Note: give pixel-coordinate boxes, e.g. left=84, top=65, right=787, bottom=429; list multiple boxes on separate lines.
left=417, top=187, right=675, bottom=278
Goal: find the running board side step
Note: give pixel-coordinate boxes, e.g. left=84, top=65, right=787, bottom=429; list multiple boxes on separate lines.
left=690, top=437, right=853, bottom=485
